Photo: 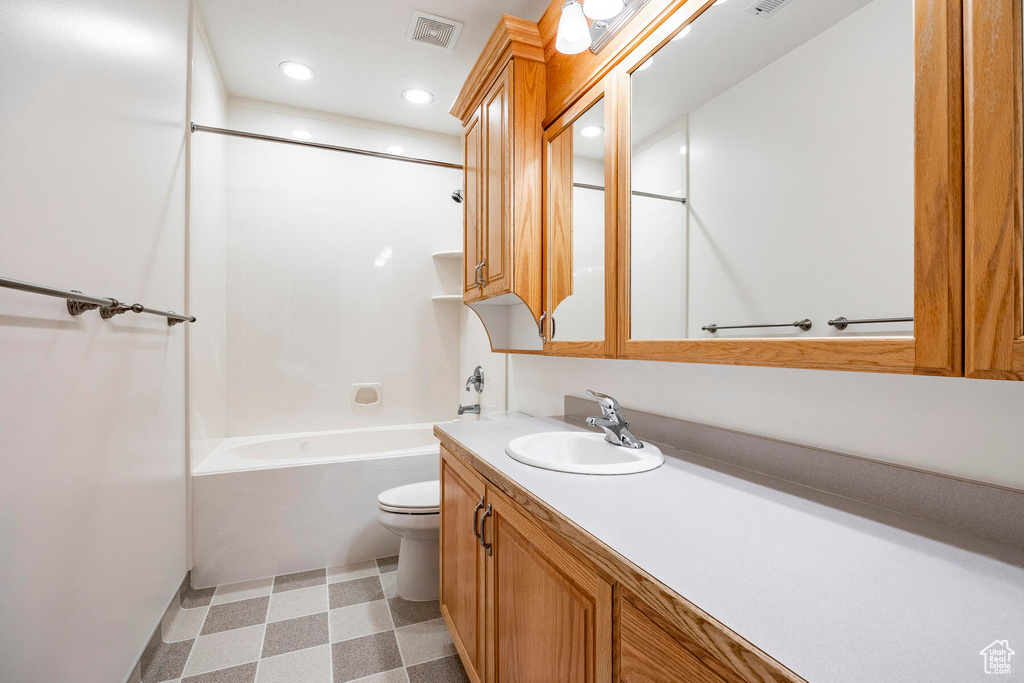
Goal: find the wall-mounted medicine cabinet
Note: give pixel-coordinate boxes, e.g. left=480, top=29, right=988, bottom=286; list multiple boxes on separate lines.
left=457, top=0, right=974, bottom=377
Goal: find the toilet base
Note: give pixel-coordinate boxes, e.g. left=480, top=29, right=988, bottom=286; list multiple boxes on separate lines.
left=396, top=535, right=440, bottom=601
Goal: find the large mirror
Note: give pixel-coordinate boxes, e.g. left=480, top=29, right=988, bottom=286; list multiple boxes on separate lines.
left=629, top=0, right=914, bottom=340
left=546, top=96, right=607, bottom=347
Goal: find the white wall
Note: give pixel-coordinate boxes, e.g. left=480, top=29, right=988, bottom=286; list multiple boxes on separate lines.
left=0, top=0, right=190, bottom=680
left=216, top=101, right=465, bottom=436
left=188, top=8, right=228, bottom=469
left=508, top=355, right=1024, bottom=492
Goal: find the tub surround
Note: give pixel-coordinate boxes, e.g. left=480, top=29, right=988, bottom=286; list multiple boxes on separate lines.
left=434, top=411, right=1024, bottom=682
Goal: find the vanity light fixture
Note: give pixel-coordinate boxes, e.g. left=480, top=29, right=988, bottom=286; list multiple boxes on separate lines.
left=402, top=88, right=434, bottom=104
left=555, top=1, right=592, bottom=55
left=291, top=130, right=312, bottom=140
left=279, top=61, right=315, bottom=80
left=671, top=25, right=691, bottom=41
left=579, top=125, right=604, bottom=138
left=555, top=0, right=651, bottom=55
left=583, top=0, right=625, bottom=20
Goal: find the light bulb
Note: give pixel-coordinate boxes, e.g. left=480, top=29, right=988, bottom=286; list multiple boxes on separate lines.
left=555, top=1, right=592, bottom=55
left=583, top=0, right=624, bottom=20
left=279, top=61, right=315, bottom=81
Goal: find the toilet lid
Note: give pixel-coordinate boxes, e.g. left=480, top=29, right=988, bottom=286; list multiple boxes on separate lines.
left=378, top=480, right=440, bottom=514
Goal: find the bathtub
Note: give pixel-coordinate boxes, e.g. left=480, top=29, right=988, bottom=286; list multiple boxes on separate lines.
left=191, top=423, right=444, bottom=588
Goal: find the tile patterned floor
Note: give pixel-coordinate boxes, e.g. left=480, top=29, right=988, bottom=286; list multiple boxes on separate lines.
left=130, top=557, right=470, bottom=683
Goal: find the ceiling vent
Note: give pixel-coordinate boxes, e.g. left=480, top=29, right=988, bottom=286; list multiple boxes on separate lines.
left=745, top=0, right=797, bottom=18
left=406, top=11, right=464, bottom=52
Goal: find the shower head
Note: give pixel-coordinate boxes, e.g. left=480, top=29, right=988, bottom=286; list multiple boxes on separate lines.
left=451, top=189, right=464, bottom=203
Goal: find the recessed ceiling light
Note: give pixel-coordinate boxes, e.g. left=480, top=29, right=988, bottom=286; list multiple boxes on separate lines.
left=279, top=61, right=315, bottom=81
left=579, top=125, right=604, bottom=138
left=402, top=88, right=434, bottom=104
left=292, top=130, right=312, bottom=140
left=636, top=57, right=654, bottom=72
left=671, top=25, right=691, bottom=42
left=386, top=145, right=405, bottom=155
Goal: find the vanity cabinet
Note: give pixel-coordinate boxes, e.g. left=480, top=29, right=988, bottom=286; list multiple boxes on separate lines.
left=439, top=446, right=612, bottom=683
left=452, top=17, right=546, bottom=324
left=439, top=442, right=802, bottom=683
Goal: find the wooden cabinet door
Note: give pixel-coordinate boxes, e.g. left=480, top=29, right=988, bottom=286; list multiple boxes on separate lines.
left=463, top=107, right=484, bottom=302
left=482, top=63, right=513, bottom=297
left=440, top=448, right=487, bottom=683
left=484, top=486, right=612, bottom=683
left=619, top=597, right=729, bottom=683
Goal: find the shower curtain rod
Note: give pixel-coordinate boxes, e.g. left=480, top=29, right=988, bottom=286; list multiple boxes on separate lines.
left=190, top=124, right=464, bottom=171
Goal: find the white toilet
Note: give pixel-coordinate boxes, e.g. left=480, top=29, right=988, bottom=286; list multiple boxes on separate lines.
left=376, top=480, right=441, bottom=601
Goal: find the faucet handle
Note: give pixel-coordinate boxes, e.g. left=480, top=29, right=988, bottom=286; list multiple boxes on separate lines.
left=586, top=389, right=620, bottom=414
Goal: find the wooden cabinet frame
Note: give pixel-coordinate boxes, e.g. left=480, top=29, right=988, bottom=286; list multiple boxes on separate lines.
left=543, top=81, right=619, bottom=358
left=602, top=0, right=964, bottom=375
left=964, top=0, right=1024, bottom=379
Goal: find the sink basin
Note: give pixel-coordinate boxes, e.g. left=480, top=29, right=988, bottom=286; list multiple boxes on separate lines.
left=505, top=431, right=664, bottom=475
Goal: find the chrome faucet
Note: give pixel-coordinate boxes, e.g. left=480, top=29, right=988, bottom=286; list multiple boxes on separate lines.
left=459, top=366, right=484, bottom=415
left=585, top=390, right=643, bottom=449
left=465, top=366, right=484, bottom=393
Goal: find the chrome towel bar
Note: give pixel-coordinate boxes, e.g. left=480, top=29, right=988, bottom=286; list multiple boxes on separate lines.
left=0, top=275, right=195, bottom=326
left=702, top=319, right=813, bottom=334
left=828, top=316, right=913, bottom=330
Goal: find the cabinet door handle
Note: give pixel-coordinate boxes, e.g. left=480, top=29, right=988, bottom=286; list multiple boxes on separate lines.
left=478, top=259, right=486, bottom=291
left=473, top=262, right=482, bottom=287
left=538, top=311, right=547, bottom=343
left=550, top=315, right=556, bottom=340
left=472, top=496, right=485, bottom=541
left=479, top=504, right=493, bottom=556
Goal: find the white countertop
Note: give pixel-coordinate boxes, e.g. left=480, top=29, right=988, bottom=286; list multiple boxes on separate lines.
left=437, top=413, right=1024, bottom=683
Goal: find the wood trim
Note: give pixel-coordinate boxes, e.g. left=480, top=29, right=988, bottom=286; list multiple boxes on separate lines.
left=964, top=0, right=1024, bottom=379
left=620, top=338, right=917, bottom=373
left=452, top=16, right=545, bottom=124
left=913, top=0, right=964, bottom=376
left=435, top=427, right=806, bottom=683
left=547, top=112, right=575, bottom=314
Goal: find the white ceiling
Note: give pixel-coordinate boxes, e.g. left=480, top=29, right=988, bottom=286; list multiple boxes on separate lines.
left=197, top=0, right=553, bottom=136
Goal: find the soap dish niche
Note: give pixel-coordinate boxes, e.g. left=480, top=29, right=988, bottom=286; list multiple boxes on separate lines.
left=351, top=383, right=382, bottom=409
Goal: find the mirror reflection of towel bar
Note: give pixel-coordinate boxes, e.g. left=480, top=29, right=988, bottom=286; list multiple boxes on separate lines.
left=573, top=182, right=686, bottom=204
left=828, top=316, right=913, bottom=330
left=702, top=319, right=812, bottom=334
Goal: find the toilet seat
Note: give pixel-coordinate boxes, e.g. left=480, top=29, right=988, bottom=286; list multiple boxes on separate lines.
left=378, top=480, right=440, bottom=514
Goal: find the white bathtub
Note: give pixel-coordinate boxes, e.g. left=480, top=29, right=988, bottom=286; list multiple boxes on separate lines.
left=191, top=423, right=443, bottom=588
